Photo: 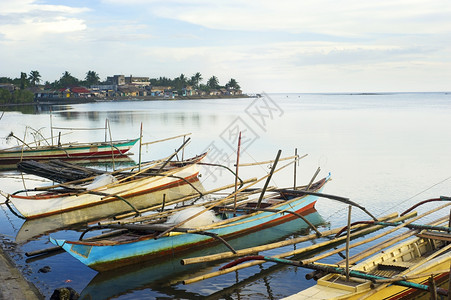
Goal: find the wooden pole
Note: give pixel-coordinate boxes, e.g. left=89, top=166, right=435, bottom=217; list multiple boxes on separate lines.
left=345, top=205, right=352, bottom=281
left=364, top=243, right=451, bottom=298
left=110, top=178, right=258, bottom=221
left=337, top=216, right=449, bottom=267
left=141, top=133, right=192, bottom=146
left=301, top=202, right=451, bottom=265
left=373, top=269, right=451, bottom=283
left=139, top=123, right=143, bottom=171
left=182, top=212, right=415, bottom=285
left=1, top=132, right=73, bottom=151
left=306, top=167, right=320, bottom=190
left=257, top=150, right=282, bottom=208
left=293, top=148, right=298, bottom=190
left=157, top=138, right=191, bottom=173
left=429, top=276, right=438, bottom=300
left=107, top=119, right=115, bottom=170
left=181, top=212, right=401, bottom=266
left=182, top=135, right=186, bottom=161
left=50, top=107, right=53, bottom=146
left=448, top=263, right=451, bottom=300
left=161, top=194, right=166, bottom=212
left=104, top=118, right=108, bottom=142
left=234, top=132, right=242, bottom=215
left=238, top=154, right=306, bottom=167
left=155, top=157, right=298, bottom=239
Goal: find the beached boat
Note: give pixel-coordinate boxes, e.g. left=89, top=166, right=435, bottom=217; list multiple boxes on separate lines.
left=50, top=176, right=330, bottom=272
left=5, top=153, right=207, bottom=219
left=0, top=138, right=139, bottom=165
left=283, top=231, right=451, bottom=299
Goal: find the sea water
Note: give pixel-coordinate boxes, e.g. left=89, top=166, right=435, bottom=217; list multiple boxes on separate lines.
left=1, top=92, right=451, bottom=299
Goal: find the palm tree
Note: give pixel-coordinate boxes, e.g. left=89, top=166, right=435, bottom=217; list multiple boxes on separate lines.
left=20, top=72, right=28, bottom=89
left=85, top=71, right=100, bottom=86
left=28, top=70, right=41, bottom=86
left=191, top=72, right=202, bottom=88
left=207, top=76, right=219, bottom=89
left=59, top=71, right=79, bottom=88
left=226, top=78, right=240, bottom=90
left=174, top=74, right=187, bottom=90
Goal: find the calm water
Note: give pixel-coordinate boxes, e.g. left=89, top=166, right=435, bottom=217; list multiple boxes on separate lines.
left=1, top=92, right=451, bottom=299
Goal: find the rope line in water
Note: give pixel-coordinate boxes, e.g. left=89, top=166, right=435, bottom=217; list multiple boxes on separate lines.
left=377, top=175, right=451, bottom=218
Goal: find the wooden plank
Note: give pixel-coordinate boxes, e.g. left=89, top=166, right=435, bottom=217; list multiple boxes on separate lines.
left=416, top=231, right=451, bottom=242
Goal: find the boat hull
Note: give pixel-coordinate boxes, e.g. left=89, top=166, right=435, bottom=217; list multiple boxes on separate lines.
left=0, top=138, right=138, bottom=164
left=9, top=163, right=202, bottom=219
left=51, top=179, right=328, bottom=271
left=15, top=177, right=206, bottom=243
left=79, top=209, right=325, bottom=300
left=284, top=236, right=451, bottom=300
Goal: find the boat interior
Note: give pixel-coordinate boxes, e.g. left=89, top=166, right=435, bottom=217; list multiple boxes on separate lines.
left=317, top=230, right=450, bottom=293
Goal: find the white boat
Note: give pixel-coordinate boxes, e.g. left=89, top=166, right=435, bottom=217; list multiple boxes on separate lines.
left=6, top=153, right=206, bottom=219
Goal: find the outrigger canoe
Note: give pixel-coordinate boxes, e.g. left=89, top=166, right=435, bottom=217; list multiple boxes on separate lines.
left=283, top=229, right=451, bottom=299
left=0, top=138, right=139, bottom=165
left=51, top=175, right=331, bottom=272
left=5, top=153, right=207, bottom=219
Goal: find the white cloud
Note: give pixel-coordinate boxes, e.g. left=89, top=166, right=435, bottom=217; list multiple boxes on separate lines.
left=0, top=1, right=89, bottom=41
left=1, top=0, right=450, bottom=92
left=134, top=0, right=451, bottom=36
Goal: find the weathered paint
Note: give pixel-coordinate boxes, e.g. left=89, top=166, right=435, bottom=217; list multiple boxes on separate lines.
left=51, top=177, right=329, bottom=271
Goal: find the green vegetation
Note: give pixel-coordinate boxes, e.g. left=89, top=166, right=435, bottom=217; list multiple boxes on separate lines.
left=0, top=70, right=242, bottom=104
left=0, top=88, right=34, bottom=104
left=148, top=73, right=240, bottom=92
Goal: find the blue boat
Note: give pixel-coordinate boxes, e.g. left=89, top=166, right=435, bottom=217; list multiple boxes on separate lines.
left=79, top=209, right=325, bottom=300
left=51, top=175, right=330, bottom=272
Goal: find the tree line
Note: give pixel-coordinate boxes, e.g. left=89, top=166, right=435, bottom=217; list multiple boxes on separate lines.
left=151, top=72, right=240, bottom=91
left=0, top=70, right=102, bottom=104
left=1, top=70, right=241, bottom=91
left=0, top=70, right=241, bottom=104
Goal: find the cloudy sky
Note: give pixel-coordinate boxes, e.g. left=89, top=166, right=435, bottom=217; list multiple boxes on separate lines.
left=1, top=0, right=450, bottom=93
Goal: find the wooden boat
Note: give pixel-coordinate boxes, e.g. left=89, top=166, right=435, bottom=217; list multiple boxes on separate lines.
left=79, top=210, right=325, bottom=300
left=283, top=231, right=451, bottom=299
left=14, top=178, right=206, bottom=243
left=6, top=153, right=207, bottom=219
left=50, top=176, right=330, bottom=272
left=0, top=138, right=139, bottom=165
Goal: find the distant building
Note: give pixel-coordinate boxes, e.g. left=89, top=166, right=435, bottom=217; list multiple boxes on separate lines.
left=106, top=75, right=125, bottom=86
left=125, top=75, right=150, bottom=86
left=151, top=86, right=172, bottom=96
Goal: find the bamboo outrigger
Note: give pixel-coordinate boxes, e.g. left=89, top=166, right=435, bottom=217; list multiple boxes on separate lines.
left=217, top=200, right=451, bottom=300
left=3, top=152, right=207, bottom=219
left=50, top=174, right=331, bottom=271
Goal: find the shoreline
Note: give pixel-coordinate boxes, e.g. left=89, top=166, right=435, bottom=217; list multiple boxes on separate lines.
left=0, top=94, right=252, bottom=107
left=0, top=246, right=43, bottom=299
